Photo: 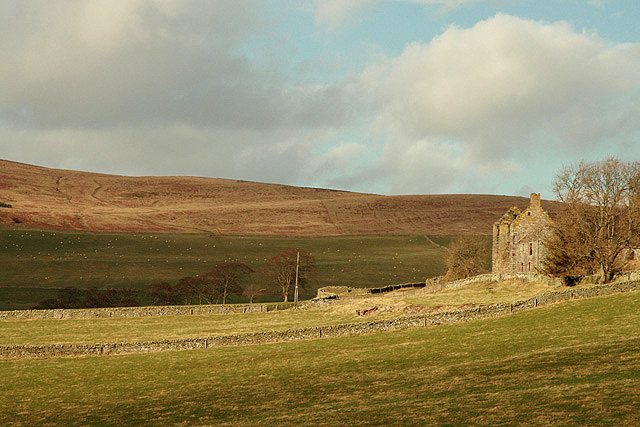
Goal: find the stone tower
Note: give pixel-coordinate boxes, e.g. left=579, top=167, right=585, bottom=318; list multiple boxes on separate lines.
left=492, top=193, right=551, bottom=274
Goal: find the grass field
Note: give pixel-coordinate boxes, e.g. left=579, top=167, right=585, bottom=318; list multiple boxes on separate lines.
left=0, top=278, right=555, bottom=346
left=1, top=291, right=638, bottom=426
left=0, top=228, right=479, bottom=310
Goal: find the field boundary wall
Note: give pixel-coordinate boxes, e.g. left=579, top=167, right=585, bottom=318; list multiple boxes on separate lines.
left=1, top=280, right=639, bottom=359
left=316, top=282, right=425, bottom=299
left=0, top=302, right=292, bottom=321
left=431, top=272, right=563, bottom=290
left=316, top=273, right=562, bottom=300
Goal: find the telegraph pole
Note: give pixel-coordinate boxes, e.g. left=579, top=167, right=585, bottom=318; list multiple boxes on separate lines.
left=294, top=250, right=300, bottom=307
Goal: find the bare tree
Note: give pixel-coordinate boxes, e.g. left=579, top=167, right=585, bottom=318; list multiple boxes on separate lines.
left=197, top=273, right=222, bottom=304
left=204, top=262, right=253, bottom=304
left=544, top=158, right=640, bottom=282
left=174, top=276, right=200, bottom=305
left=262, top=248, right=315, bottom=302
left=242, top=283, right=267, bottom=304
left=146, top=281, right=179, bottom=305
left=444, top=237, right=490, bottom=281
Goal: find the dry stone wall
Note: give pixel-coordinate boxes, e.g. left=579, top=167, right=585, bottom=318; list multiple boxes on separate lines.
left=2, top=280, right=639, bottom=360
left=427, top=272, right=563, bottom=291
left=316, top=282, right=425, bottom=299
left=316, top=286, right=372, bottom=298
left=0, top=302, right=292, bottom=321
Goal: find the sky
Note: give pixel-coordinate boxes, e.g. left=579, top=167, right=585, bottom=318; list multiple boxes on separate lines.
left=1, top=0, right=639, bottom=199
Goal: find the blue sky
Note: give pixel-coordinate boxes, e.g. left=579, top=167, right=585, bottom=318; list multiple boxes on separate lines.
left=1, top=0, right=639, bottom=199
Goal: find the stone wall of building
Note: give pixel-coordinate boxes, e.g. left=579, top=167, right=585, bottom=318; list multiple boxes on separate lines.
left=492, top=193, right=552, bottom=274
left=493, top=207, right=521, bottom=274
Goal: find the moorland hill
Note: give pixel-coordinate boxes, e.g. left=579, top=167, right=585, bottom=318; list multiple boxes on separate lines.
left=0, top=159, right=559, bottom=235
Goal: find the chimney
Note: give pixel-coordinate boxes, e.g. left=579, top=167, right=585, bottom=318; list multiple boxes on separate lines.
left=530, top=193, right=541, bottom=208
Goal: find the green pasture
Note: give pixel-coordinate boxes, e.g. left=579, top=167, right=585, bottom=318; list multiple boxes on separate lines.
left=0, top=228, right=479, bottom=310
left=1, top=291, right=639, bottom=426
left=0, top=278, right=556, bottom=346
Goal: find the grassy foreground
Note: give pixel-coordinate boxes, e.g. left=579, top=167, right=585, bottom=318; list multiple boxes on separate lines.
left=1, top=291, right=639, bottom=426
left=0, top=229, right=466, bottom=310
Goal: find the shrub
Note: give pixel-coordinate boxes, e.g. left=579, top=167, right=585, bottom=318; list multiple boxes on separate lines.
left=444, top=237, right=490, bottom=282
left=32, top=287, right=141, bottom=309
left=0, top=202, right=12, bottom=208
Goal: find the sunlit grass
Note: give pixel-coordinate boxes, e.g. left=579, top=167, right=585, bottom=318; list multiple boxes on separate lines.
left=1, top=292, right=639, bottom=426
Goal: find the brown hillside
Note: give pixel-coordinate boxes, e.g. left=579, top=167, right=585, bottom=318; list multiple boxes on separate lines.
left=0, top=159, right=559, bottom=236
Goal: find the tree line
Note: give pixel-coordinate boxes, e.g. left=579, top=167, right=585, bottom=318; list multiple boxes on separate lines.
left=34, top=248, right=315, bottom=309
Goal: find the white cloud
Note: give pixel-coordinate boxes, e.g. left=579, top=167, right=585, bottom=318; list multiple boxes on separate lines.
left=0, top=0, right=355, bottom=187
left=0, top=1, right=355, bottom=131
left=396, top=0, right=483, bottom=7
left=314, top=0, right=484, bottom=29
left=360, top=13, right=640, bottom=193
left=315, top=142, right=366, bottom=168
left=0, top=124, right=323, bottom=186
left=379, top=138, right=466, bottom=194
left=315, top=0, right=374, bottom=29
left=3, top=2, right=640, bottom=197
left=587, top=0, right=606, bottom=8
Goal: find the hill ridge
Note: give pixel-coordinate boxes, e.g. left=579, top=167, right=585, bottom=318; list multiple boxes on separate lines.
left=0, top=159, right=558, bottom=235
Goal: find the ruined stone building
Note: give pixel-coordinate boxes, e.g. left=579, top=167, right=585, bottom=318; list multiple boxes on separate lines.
left=492, top=193, right=551, bottom=274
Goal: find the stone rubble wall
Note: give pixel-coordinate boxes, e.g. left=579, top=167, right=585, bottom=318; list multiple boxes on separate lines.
left=428, top=272, right=563, bottom=291
left=0, top=302, right=292, bottom=321
left=315, top=286, right=372, bottom=299
left=316, top=282, right=425, bottom=299
left=2, top=280, right=639, bottom=360
left=317, top=273, right=561, bottom=300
